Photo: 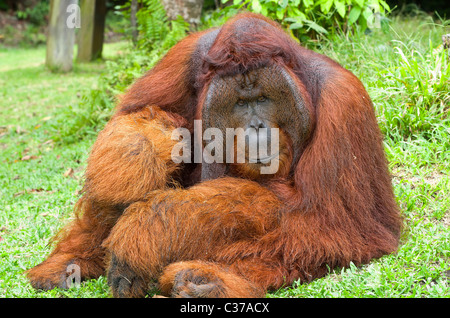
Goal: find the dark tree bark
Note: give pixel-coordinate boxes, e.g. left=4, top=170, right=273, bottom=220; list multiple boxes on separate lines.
left=130, top=0, right=138, bottom=45
left=77, top=0, right=106, bottom=62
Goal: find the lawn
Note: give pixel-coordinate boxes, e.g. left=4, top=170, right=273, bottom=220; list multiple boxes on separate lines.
left=0, top=16, right=449, bottom=298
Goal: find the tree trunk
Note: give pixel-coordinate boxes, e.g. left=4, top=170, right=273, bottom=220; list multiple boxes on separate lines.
left=130, top=0, right=138, bottom=46
left=161, top=0, right=204, bottom=29
left=46, top=0, right=78, bottom=72
left=77, top=0, right=106, bottom=62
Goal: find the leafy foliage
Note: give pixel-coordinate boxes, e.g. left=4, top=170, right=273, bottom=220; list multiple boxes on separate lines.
left=16, top=0, right=49, bottom=26
left=115, top=0, right=189, bottom=53
left=221, top=0, right=391, bottom=41
left=52, top=0, right=189, bottom=144
left=52, top=0, right=448, bottom=147
left=1, top=8, right=449, bottom=298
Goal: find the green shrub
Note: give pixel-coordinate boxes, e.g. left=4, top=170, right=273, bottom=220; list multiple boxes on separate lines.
left=16, top=0, right=49, bottom=27
left=135, top=0, right=189, bottom=52
left=51, top=0, right=189, bottom=144
left=221, top=0, right=391, bottom=41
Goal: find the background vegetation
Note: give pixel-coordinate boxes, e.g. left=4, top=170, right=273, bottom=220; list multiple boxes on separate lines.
left=0, top=0, right=449, bottom=297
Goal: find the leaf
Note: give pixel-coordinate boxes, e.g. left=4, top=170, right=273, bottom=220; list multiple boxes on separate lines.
left=13, top=190, right=26, bottom=197
left=289, top=22, right=304, bottom=30
left=303, top=0, right=313, bottom=7
left=363, top=6, right=374, bottom=19
left=64, top=167, right=75, bottom=178
left=260, top=4, right=268, bottom=16
left=28, top=188, right=44, bottom=193
left=378, top=0, right=391, bottom=12
left=16, top=126, right=24, bottom=134
left=21, top=155, right=38, bottom=161
left=276, top=8, right=285, bottom=20
left=251, top=0, right=262, bottom=13
left=286, top=5, right=299, bottom=17
left=348, top=6, right=362, bottom=25
left=334, top=1, right=346, bottom=18
left=284, top=17, right=298, bottom=23
left=280, top=0, right=289, bottom=9
left=304, top=19, right=328, bottom=34
left=320, top=0, right=334, bottom=13
left=362, top=6, right=374, bottom=27
left=28, top=188, right=55, bottom=195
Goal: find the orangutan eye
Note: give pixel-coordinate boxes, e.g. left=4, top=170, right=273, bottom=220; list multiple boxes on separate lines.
left=237, top=99, right=246, bottom=106
left=258, top=96, right=266, bottom=102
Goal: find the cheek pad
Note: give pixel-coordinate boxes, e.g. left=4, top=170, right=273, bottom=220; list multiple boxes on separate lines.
left=202, top=65, right=311, bottom=162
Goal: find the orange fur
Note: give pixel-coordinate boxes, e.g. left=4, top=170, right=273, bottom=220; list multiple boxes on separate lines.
left=28, top=13, right=402, bottom=297
left=27, top=106, right=184, bottom=289
left=159, top=261, right=265, bottom=298
left=84, top=106, right=183, bottom=205
left=103, top=177, right=280, bottom=297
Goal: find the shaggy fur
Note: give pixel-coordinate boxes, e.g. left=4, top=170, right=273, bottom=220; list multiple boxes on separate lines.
left=27, top=13, right=402, bottom=297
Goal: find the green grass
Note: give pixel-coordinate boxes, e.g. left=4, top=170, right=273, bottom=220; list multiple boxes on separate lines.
left=0, top=16, right=449, bottom=298
left=0, top=43, right=128, bottom=298
left=279, top=15, right=450, bottom=298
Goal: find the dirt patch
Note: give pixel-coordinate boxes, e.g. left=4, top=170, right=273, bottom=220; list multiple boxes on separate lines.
left=0, top=11, right=27, bottom=29
left=442, top=211, right=450, bottom=227
left=391, top=168, right=445, bottom=188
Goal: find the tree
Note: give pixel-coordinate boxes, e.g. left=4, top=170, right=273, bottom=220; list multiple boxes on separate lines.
left=46, top=0, right=78, bottom=72
left=130, top=0, right=138, bottom=45
left=160, top=0, right=204, bottom=29
left=77, top=0, right=107, bottom=62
